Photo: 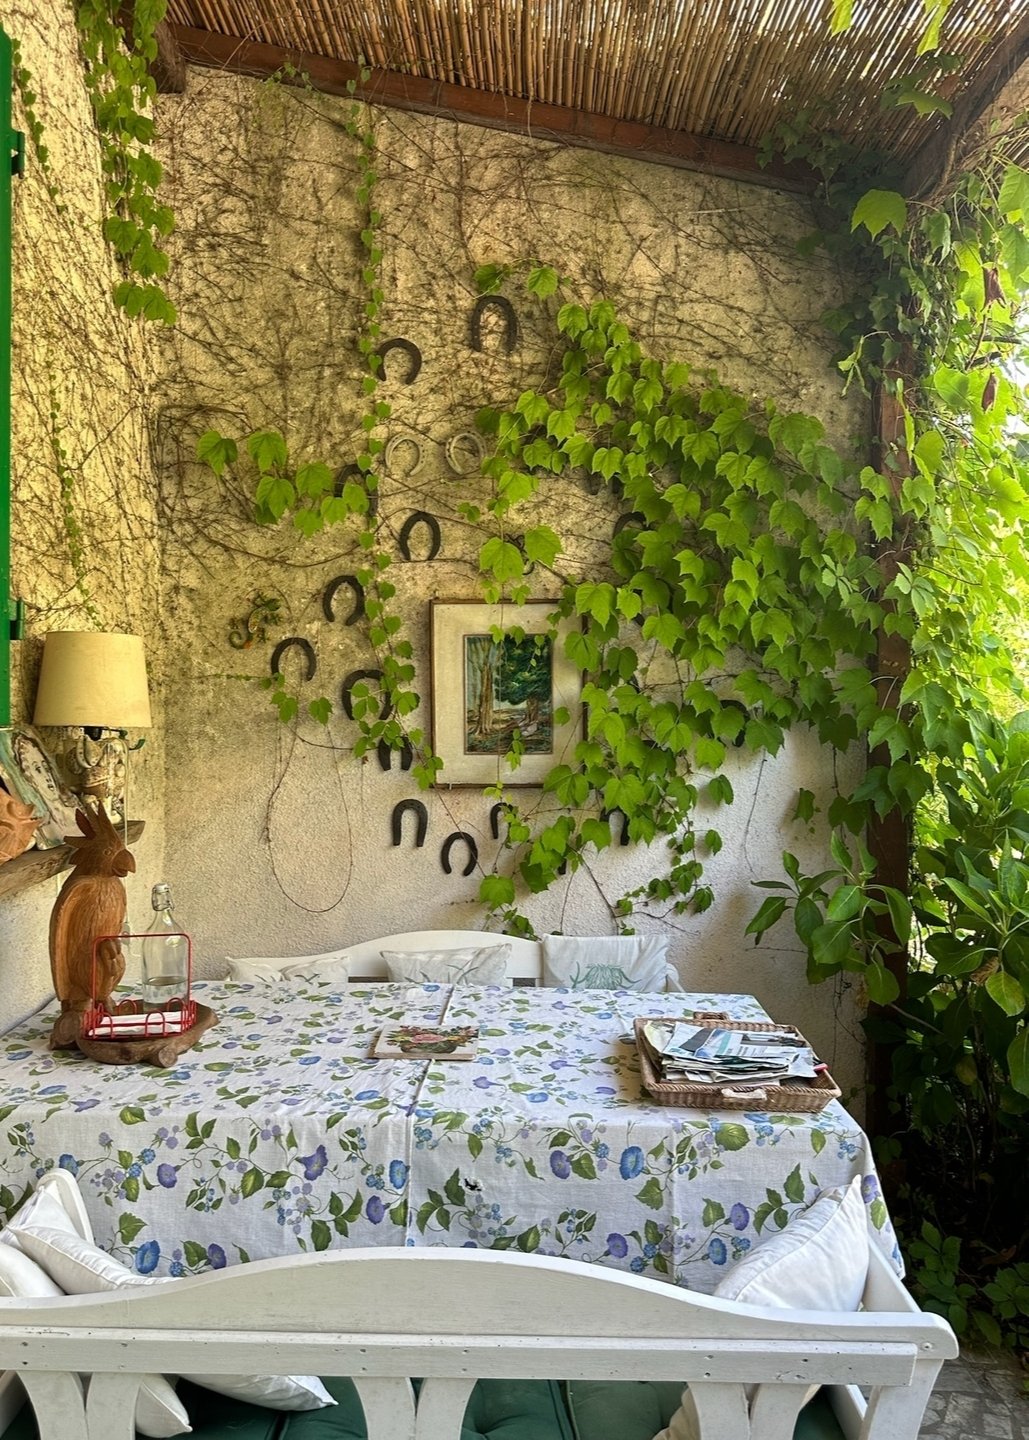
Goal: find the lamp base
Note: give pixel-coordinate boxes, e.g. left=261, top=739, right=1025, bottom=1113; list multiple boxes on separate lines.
left=65, top=732, right=127, bottom=822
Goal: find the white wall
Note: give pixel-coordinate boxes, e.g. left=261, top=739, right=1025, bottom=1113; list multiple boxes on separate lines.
left=151, top=74, right=868, bottom=1097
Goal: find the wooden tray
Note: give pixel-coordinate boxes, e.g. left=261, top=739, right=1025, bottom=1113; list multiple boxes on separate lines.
left=76, top=1004, right=218, bottom=1068
left=634, top=1016, right=841, bottom=1113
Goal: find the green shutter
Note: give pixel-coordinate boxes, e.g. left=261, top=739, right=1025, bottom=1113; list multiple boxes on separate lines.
left=0, top=28, right=20, bottom=728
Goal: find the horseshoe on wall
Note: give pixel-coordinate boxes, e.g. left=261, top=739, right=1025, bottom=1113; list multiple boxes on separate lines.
left=444, top=431, right=485, bottom=476
left=322, top=574, right=366, bottom=626
left=269, top=637, right=316, bottom=682
left=340, top=668, right=393, bottom=722
left=334, top=464, right=379, bottom=519
left=378, top=737, right=414, bottom=772
left=398, top=510, right=442, bottom=562
left=375, top=338, right=422, bottom=384
left=489, top=802, right=508, bottom=840
left=391, top=799, right=428, bottom=849
left=383, top=434, right=424, bottom=478
left=613, top=511, right=647, bottom=538
left=441, top=831, right=478, bottom=877
left=600, top=808, right=632, bottom=847
left=470, top=295, right=518, bottom=354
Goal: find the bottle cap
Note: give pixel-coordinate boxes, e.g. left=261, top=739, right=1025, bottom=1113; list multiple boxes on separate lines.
left=151, top=882, right=172, bottom=908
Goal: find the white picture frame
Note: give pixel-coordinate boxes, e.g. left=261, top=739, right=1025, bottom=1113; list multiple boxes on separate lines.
left=430, top=600, right=582, bottom=788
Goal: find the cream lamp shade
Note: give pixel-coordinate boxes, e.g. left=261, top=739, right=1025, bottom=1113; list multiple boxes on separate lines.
left=33, top=632, right=152, bottom=731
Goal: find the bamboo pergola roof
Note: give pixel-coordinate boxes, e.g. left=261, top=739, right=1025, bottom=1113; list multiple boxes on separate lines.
left=164, top=1, right=1029, bottom=189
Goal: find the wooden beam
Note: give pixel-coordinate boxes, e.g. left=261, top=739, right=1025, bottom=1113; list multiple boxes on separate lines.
left=169, top=25, right=811, bottom=193
left=904, top=16, right=1029, bottom=198
left=0, top=820, right=145, bottom=901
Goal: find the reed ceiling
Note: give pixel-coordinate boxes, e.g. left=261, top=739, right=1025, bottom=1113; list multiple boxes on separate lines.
left=164, top=1, right=1029, bottom=185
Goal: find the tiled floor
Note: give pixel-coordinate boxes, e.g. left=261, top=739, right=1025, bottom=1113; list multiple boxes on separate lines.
left=921, top=1348, right=1027, bottom=1438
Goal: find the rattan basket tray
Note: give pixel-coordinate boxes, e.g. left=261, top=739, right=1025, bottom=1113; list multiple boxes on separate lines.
left=634, top=1016, right=841, bottom=1113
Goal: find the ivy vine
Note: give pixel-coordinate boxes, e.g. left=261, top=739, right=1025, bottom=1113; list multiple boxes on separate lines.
left=73, top=0, right=176, bottom=323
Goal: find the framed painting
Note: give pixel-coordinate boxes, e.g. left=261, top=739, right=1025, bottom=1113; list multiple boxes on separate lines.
left=430, top=600, right=582, bottom=787
left=0, top=725, right=81, bottom=848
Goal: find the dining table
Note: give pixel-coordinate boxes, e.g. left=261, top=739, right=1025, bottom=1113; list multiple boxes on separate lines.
left=0, top=980, right=901, bottom=1291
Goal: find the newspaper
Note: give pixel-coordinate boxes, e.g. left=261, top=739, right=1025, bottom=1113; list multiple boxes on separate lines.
left=642, top=1022, right=819, bottom=1085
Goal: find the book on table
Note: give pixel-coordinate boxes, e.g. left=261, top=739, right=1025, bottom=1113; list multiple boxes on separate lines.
left=373, top=1023, right=479, bottom=1060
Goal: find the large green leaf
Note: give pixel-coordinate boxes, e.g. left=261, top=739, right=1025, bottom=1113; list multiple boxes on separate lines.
left=986, top=971, right=1025, bottom=1018
left=851, top=189, right=908, bottom=238
left=1007, top=1028, right=1029, bottom=1096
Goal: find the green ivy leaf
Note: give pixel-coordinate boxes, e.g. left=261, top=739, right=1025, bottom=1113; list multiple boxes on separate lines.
left=998, top=165, right=1029, bottom=221
left=850, top=189, right=908, bottom=239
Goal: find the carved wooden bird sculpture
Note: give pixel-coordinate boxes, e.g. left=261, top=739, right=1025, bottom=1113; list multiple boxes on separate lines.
left=48, top=801, right=135, bottom=1050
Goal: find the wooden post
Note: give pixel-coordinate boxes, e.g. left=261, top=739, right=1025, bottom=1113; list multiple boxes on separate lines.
left=866, top=364, right=914, bottom=1138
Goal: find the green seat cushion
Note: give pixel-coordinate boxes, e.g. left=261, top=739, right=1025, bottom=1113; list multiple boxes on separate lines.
left=565, top=1379, right=845, bottom=1440
left=281, top=1376, right=574, bottom=1440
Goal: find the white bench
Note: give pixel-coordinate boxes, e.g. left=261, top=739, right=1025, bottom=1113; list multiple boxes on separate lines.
left=0, top=1244, right=956, bottom=1440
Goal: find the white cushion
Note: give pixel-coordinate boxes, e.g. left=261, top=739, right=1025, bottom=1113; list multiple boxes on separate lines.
left=713, top=1174, right=868, bottom=1310
left=3, top=1197, right=190, bottom=1438
left=15, top=1217, right=334, bottom=1417
left=652, top=1177, right=868, bottom=1440
left=15, top=1221, right=168, bottom=1295
left=179, top=1373, right=335, bottom=1411
left=0, top=1243, right=63, bottom=1298
left=381, top=944, right=510, bottom=984
left=542, top=935, right=679, bottom=991
left=225, top=949, right=350, bottom=985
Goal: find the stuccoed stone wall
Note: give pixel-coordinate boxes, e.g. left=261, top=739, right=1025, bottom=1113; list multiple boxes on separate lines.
left=153, top=73, right=868, bottom=1098
left=0, top=1, right=164, bottom=1028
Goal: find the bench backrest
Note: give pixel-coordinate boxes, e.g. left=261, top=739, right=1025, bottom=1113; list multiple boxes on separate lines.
left=0, top=1246, right=956, bottom=1440
left=346, top=929, right=543, bottom=983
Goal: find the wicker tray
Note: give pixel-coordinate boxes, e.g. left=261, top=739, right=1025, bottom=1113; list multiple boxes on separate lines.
left=634, top=1016, right=841, bottom=1113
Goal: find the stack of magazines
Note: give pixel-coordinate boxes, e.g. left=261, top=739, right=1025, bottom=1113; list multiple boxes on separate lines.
left=641, top=1021, right=819, bottom=1086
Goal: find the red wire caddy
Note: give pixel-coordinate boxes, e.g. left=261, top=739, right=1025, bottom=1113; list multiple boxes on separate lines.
left=81, top=931, right=196, bottom=1041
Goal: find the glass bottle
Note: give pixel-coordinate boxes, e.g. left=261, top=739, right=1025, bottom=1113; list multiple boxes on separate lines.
left=141, top=883, right=188, bottom=1010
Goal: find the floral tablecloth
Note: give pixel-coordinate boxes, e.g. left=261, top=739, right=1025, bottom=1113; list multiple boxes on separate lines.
left=0, top=982, right=900, bottom=1290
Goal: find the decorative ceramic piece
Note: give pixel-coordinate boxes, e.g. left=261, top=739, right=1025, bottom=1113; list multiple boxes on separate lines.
left=48, top=802, right=135, bottom=1051
left=0, top=724, right=80, bottom=848
left=0, top=788, right=39, bottom=863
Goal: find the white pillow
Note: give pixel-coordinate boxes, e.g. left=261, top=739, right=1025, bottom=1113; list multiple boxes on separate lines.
left=15, top=1221, right=334, bottom=1416
left=652, top=1178, right=868, bottom=1440
left=381, top=944, right=510, bottom=984
left=542, top=935, right=679, bottom=991
left=179, top=1372, right=335, bottom=1411
left=0, top=1170, right=94, bottom=1252
left=15, top=1221, right=168, bottom=1295
left=225, top=949, right=350, bottom=986
left=713, top=1174, right=868, bottom=1310
left=3, top=1198, right=190, bottom=1438
left=0, top=1243, right=63, bottom=1298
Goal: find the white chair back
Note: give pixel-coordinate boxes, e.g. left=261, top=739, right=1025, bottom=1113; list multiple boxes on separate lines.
left=346, top=930, right=542, bottom=984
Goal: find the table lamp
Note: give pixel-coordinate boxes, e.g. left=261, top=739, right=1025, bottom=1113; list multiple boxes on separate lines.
left=33, top=631, right=152, bottom=822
